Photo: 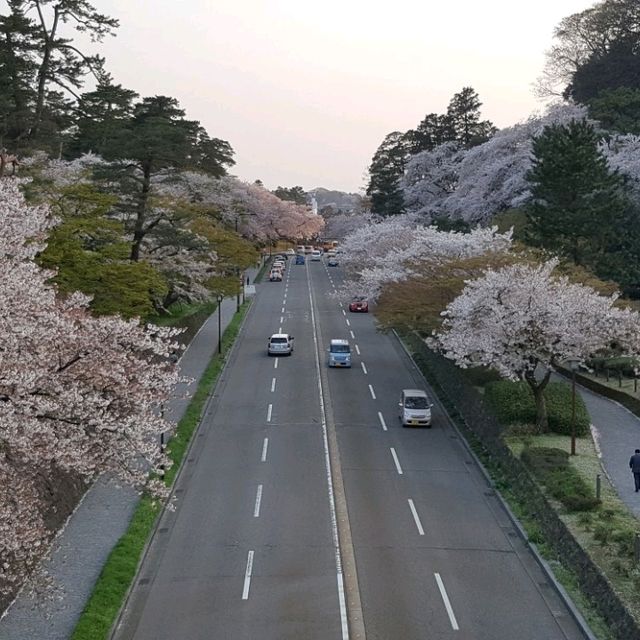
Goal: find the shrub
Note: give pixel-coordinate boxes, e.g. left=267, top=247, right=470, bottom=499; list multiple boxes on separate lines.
left=485, top=380, right=590, bottom=436
left=521, top=447, right=600, bottom=512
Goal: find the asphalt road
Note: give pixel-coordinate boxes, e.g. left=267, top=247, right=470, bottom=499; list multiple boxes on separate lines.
left=114, top=257, right=589, bottom=640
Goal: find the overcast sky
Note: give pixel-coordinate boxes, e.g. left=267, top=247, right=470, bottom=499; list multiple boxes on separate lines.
left=93, top=0, right=593, bottom=193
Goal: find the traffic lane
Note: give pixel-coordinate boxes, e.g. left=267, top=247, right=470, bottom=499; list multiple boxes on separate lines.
left=118, top=265, right=342, bottom=639
left=354, top=543, right=572, bottom=640
left=309, top=267, right=585, bottom=639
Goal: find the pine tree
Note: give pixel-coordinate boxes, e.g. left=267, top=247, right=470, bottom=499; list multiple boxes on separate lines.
left=366, top=131, right=408, bottom=216
left=526, top=118, right=640, bottom=289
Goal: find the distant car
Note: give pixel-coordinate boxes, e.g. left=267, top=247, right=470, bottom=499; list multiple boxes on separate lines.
left=327, top=257, right=338, bottom=267
left=304, top=245, right=313, bottom=254
left=311, top=250, right=322, bottom=261
left=286, top=248, right=296, bottom=256
left=349, top=296, right=368, bottom=312
left=267, top=333, right=294, bottom=356
left=275, top=253, right=288, bottom=261
left=296, top=245, right=305, bottom=254
left=269, top=271, right=283, bottom=282
left=399, top=389, right=433, bottom=427
left=273, top=260, right=285, bottom=270
left=327, top=249, right=337, bottom=257
left=295, top=254, right=305, bottom=265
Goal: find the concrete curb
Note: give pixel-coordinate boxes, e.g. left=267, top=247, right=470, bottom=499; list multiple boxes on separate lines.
left=391, top=330, right=598, bottom=640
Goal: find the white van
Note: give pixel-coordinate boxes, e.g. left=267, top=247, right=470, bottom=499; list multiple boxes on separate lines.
left=328, top=339, right=351, bottom=367
left=399, top=389, right=433, bottom=427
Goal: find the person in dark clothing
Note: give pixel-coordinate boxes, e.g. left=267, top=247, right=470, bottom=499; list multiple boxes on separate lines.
left=630, top=449, right=640, bottom=492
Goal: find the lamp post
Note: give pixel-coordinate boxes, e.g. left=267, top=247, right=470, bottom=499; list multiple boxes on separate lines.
left=567, top=358, right=580, bottom=455
left=217, top=295, right=223, bottom=355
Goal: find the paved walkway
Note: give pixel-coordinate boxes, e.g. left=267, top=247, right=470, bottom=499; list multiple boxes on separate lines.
left=0, top=268, right=259, bottom=640
left=576, top=383, right=640, bottom=519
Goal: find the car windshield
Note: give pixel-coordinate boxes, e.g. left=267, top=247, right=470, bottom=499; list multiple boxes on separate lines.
left=331, top=345, right=350, bottom=353
left=271, top=337, right=287, bottom=343
left=405, top=396, right=428, bottom=409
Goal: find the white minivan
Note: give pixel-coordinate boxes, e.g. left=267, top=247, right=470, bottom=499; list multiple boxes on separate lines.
left=399, top=389, right=433, bottom=427
left=328, top=339, right=351, bottom=367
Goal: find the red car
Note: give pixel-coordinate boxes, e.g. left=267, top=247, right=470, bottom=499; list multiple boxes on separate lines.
left=349, top=296, right=369, bottom=312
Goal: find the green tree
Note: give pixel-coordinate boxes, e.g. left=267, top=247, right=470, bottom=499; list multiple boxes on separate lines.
left=98, top=95, right=234, bottom=261
left=446, top=87, right=495, bottom=149
left=273, top=185, right=307, bottom=204
left=525, top=119, right=640, bottom=288
left=405, top=113, right=455, bottom=153
left=0, top=1, right=39, bottom=151
left=588, top=87, right=640, bottom=134
left=25, top=0, right=118, bottom=141
left=570, top=40, right=640, bottom=103
left=37, top=183, right=167, bottom=318
left=69, top=80, right=138, bottom=157
left=366, top=131, right=408, bottom=216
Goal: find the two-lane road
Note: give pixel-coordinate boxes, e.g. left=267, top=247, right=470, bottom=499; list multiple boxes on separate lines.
left=114, top=255, right=588, bottom=640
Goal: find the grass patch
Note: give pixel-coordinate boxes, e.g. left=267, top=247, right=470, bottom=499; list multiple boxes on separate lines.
left=253, top=258, right=272, bottom=284
left=147, top=300, right=217, bottom=327
left=485, top=380, right=590, bottom=436
left=70, top=300, right=252, bottom=640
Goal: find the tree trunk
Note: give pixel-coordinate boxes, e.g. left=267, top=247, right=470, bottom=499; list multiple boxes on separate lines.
left=130, top=162, right=151, bottom=262
left=525, top=368, right=551, bottom=433
left=32, top=4, right=59, bottom=140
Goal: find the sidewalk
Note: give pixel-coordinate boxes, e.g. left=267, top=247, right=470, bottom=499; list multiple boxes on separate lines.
left=0, top=270, right=258, bottom=640
left=575, top=383, right=640, bottom=519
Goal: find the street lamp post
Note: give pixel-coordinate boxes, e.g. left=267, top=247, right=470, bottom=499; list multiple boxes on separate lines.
left=568, top=358, right=580, bottom=455
left=217, top=295, right=223, bottom=355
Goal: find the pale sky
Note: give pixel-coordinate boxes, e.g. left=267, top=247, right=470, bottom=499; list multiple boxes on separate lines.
left=92, top=0, right=594, bottom=193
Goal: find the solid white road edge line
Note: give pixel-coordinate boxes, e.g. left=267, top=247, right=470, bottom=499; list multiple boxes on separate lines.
left=253, top=485, right=263, bottom=518
left=242, top=550, right=254, bottom=600
left=408, top=499, right=425, bottom=535
left=390, top=447, right=403, bottom=475
left=261, top=437, right=269, bottom=462
left=435, top=573, right=460, bottom=630
left=271, top=377, right=276, bottom=393
left=355, top=344, right=360, bottom=355
left=307, top=267, right=351, bottom=640
left=368, top=384, right=376, bottom=400
left=378, top=411, right=387, bottom=431
left=267, top=404, right=272, bottom=422
left=361, top=362, right=368, bottom=375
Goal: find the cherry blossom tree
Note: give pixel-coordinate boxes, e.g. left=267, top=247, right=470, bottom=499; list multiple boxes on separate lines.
left=0, top=178, right=181, bottom=594
left=402, top=103, right=590, bottom=225
left=431, top=260, right=640, bottom=431
left=339, top=215, right=512, bottom=302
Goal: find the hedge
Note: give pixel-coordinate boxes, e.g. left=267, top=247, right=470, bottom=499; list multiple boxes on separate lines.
left=521, top=447, right=600, bottom=512
left=485, top=380, right=590, bottom=436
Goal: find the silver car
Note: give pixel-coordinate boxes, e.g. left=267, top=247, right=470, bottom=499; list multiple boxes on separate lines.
left=399, top=389, right=433, bottom=427
left=268, top=333, right=294, bottom=356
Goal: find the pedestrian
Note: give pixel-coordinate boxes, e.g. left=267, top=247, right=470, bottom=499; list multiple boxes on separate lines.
left=246, top=275, right=250, bottom=285
left=630, top=449, right=640, bottom=492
